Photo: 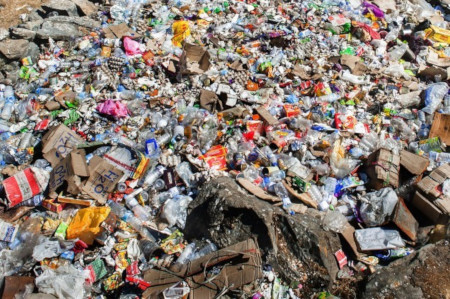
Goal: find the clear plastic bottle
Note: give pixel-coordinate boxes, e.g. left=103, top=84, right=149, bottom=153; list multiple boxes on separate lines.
left=155, top=186, right=181, bottom=205
left=141, top=165, right=166, bottom=190
left=274, top=182, right=292, bottom=211
left=1, top=86, right=16, bottom=120
left=308, top=184, right=322, bottom=203
left=191, top=242, right=217, bottom=260
left=125, top=195, right=151, bottom=222
left=176, top=242, right=196, bottom=264
left=107, top=200, right=156, bottom=241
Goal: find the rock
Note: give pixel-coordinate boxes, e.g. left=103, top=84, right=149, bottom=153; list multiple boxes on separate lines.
left=184, top=176, right=342, bottom=295
left=24, top=42, right=40, bottom=62
left=362, top=241, right=450, bottom=298
left=36, top=22, right=82, bottom=41
left=70, top=0, right=98, bottom=16
left=18, top=20, right=44, bottom=31
left=0, top=39, right=29, bottom=59
left=0, top=28, right=9, bottom=41
left=42, top=0, right=79, bottom=17
left=28, top=9, right=45, bottom=22
left=45, top=16, right=101, bottom=29
left=10, top=28, right=36, bottom=40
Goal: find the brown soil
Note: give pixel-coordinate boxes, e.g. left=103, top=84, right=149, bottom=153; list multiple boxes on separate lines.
left=0, top=0, right=48, bottom=29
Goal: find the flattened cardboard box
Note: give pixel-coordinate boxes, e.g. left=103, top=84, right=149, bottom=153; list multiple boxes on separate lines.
left=49, top=149, right=90, bottom=195
left=82, top=157, right=124, bottom=204
left=430, top=113, right=450, bottom=145
left=42, top=124, right=83, bottom=166
left=142, top=239, right=262, bottom=298
left=364, top=149, right=400, bottom=190
left=180, top=43, right=211, bottom=75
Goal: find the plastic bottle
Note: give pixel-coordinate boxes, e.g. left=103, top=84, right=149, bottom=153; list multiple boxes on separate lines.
left=191, top=242, right=217, bottom=260
left=1, top=86, right=16, bottom=120
left=155, top=186, right=181, bottom=205
left=388, top=43, right=407, bottom=61
left=107, top=200, right=156, bottom=241
left=274, top=182, right=292, bottom=211
left=176, top=242, right=196, bottom=264
left=429, top=151, right=450, bottom=163
left=141, top=165, right=166, bottom=190
left=308, top=184, right=322, bottom=203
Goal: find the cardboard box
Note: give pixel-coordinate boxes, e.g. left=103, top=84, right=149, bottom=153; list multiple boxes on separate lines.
left=142, top=239, right=262, bottom=298
left=180, top=43, right=211, bottom=75
left=393, top=197, right=419, bottom=241
left=400, top=150, right=429, bottom=175
left=364, top=149, right=400, bottom=190
left=49, top=149, right=90, bottom=195
left=199, top=89, right=221, bottom=112
left=41, top=124, right=83, bottom=166
left=82, top=157, right=124, bottom=204
left=412, top=191, right=449, bottom=224
left=256, top=106, right=279, bottom=126
left=2, top=276, right=35, bottom=299
left=416, top=163, right=450, bottom=199
left=429, top=113, right=450, bottom=145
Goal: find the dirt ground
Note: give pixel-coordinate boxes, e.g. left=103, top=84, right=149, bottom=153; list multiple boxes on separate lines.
left=0, top=0, right=47, bottom=28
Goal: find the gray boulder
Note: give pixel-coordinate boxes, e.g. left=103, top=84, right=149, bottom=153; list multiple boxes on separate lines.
left=36, top=21, right=82, bottom=41
left=10, top=28, right=36, bottom=40
left=42, top=0, right=79, bottom=17
left=0, top=39, right=29, bottom=59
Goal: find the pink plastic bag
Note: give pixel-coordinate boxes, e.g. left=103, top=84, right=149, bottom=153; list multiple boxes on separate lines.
left=97, top=100, right=129, bottom=118
left=123, top=37, right=143, bottom=56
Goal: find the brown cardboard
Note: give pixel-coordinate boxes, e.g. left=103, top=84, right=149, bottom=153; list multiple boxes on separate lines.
left=429, top=113, right=450, bottom=144
left=49, top=149, right=90, bottom=195
left=418, top=66, right=448, bottom=81
left=199, top=89, right=221, bottom=112
left=57, top=196, right=93, bottom=207
left=412, top=191, right=449, bottom=224
left=142, top=239, right=262, bottom=298
left=237, top=177, right=281, bottom=203
left=393, top=197, right=419, bottom=241
left=256, top=106, right=280, bottom=126
left=290, top=64, right=322, bottom=80
left=103, top=23, right=139, bottom=39
left=400, top=150, right=429, bottom=175
left=2, top=276, right=35, bottom=299
left=340, top=224, right=361, bottom=259
left=41, top=124, right=83, bottom=166
left=82, top=158, right=124, bottom=204
left=364, top=149, right=400, bottom=190
left=180, top=43, right=211, bottom=75
left=282, top=180, right=318, bottom=208
left=44, top=101, right=61, bottom=111
left=416, top=163, right=450, bottom=199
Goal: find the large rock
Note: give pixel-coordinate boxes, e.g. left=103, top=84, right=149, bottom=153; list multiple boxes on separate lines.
left=10, top=28, right=36, bottom=40
left=70, top=0, right=98, bottom=16
left=42, top=0, right=79, bottom=17
left=362, top=241, right=450, bottom=298
left=0, top=39, right=29, bottom=59
left=45, top=16, right=101, bottom=29
left=184, top=176, right=342, bottom=295
left=18, top=20, right=44, bottom=31
left=36, top=21, right=82, bottom=41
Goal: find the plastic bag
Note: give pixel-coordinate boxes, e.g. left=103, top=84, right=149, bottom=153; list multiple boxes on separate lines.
left=66, top=207, right=111, bottom=245
left=123, top=37, right=143, bottom=56
left=97, top=100, right=129, bottom=118
left=162, top=195, right=193, bottom=228
left=355, top=228, right=405, bottom=251
left=172, top=20, right=191, bottom=47
left=422, top=82, right=449, bottom=114
left=359, top=187, right=398, bottom=226
left=322, top=210, right=348, bottom=233
left=32, top=239, right=62, bottom=261
left=35, top=264, right=87, bottom=299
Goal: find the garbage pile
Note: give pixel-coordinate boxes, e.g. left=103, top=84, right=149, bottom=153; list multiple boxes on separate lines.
left=0, top=0, right=449, bottom=297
